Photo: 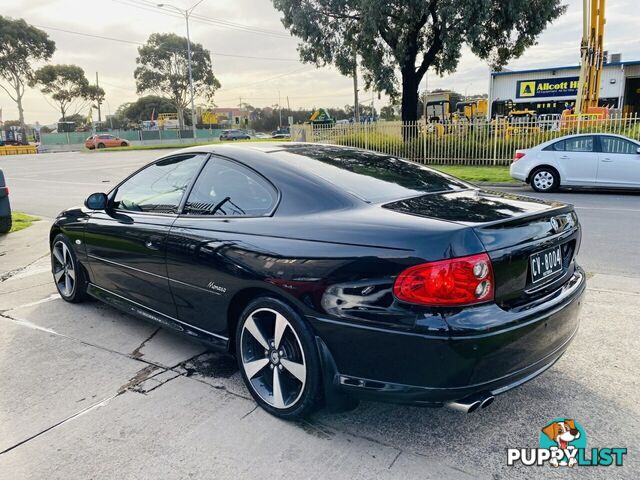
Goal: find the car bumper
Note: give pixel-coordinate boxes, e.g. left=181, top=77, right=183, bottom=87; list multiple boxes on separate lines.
left=510, top=162, right=527, bottom=182
left=311, top=267, right=585, bottom=406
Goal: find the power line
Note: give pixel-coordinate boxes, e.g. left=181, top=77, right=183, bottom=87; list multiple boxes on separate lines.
left=220, top=66, right=313, bottom=93
left=113, top=0, right=291, bottom=39
left=34, top=25, right=140, bottom=45
left=33, top=24, right=300, bottom=61
left=133, top=0, right=290, bottom=38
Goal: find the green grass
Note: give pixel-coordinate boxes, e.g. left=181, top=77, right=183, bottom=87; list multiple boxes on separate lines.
left=429, top=165, right=519, bottom=184
left=9, top=212, right=39, bottom=233
left=90, top=138, right=289, bottom=152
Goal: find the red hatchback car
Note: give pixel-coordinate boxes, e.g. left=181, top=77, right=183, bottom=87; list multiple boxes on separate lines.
left=85, top=134, right=130, bottom=149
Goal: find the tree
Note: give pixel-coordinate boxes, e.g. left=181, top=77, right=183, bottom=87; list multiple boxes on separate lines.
left=134, top=33, right=221, bottom=129
left=272, top=0, right=566, bottom=125
left=59, top=113, right=88, bottom=128
left=31, top=64, right=91, bottom=121
left=380, top=104, right=398, bottom=121
left=85, top=84, right=106, bottom=121
left=119, top=95, right=178, bottom=123
left=0, top=16, right=56, bottom=129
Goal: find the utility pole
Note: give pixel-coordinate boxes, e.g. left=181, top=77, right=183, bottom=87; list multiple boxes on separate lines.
left=278, top=89, right=282, bottom=128
left=353, top=49, right=360, bottom=123
left=95, top=72, right=102, bottom=123
left=157, top=0, right=204, bottom=138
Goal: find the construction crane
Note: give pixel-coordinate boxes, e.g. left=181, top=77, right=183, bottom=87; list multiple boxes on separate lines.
left=573, top=0, right=607, bottom=118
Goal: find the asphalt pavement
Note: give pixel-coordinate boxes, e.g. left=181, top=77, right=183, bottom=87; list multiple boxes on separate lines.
left=0, top=149, right=638, bottom=479
left=1, top=149, right=638, bottom=277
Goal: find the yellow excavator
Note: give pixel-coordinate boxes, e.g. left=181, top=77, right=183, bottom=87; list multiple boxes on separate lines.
left=562, top=0, right=608, bottom=128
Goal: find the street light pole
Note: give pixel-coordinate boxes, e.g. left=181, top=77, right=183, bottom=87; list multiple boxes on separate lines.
left=157, top=0, right=204, bottom=140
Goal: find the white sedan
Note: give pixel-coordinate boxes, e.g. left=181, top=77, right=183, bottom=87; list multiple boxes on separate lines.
left=510, top=133, right=640, bottom=192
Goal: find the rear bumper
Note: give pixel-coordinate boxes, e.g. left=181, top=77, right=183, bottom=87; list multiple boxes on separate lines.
left=312, top=267, right=585, bottom=406
left=509, top=162, right=527, bottom=182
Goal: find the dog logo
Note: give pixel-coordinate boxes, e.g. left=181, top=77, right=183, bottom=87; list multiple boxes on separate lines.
left=507, top=417, right=627, bottom=468
left=540, top=419, right=582, bottom=467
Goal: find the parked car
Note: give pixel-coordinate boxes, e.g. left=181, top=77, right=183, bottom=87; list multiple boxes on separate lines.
left=51, top=144, right=585, bottom=419
left=0, top=169, right=11, bottom=233
left=85, top=134, right=130, bottom=150
left=271, top=128, right=291, bottom=139
left=254, top=132, right=272, bottom=139
left=219, top=129, right=251, bottom=141
left=511, top=133, right=640, bottom=192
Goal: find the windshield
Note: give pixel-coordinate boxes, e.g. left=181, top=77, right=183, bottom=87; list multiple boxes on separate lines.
left=273, top=145, right=470, bottom=202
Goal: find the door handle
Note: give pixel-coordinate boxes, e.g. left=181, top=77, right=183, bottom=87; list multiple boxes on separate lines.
left=559, top=155, right=569, bottom=159
left=601, top=158, right=613, bottom=162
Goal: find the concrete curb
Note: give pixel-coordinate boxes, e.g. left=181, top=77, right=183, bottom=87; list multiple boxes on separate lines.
left=476, top=182, right=526, bottom=188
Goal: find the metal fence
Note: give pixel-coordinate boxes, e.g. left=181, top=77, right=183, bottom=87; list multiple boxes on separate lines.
left=40, top=128, right=229, bottom=148
left=292, top=114, right=640, bottom=165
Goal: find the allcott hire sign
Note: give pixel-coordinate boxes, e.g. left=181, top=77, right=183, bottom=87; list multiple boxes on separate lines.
left=516, top=77, right=579, bottom=99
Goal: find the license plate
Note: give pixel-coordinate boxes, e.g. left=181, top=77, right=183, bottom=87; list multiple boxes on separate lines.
left=530, top=245, right=563, bottom=284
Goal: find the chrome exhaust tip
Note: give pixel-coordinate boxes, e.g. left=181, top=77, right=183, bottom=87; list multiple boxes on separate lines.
left=446, top=399, right=482, bottom=414
left=480, top=395, right=495, bottom=409
left=446, top=393, right=494, bottom=413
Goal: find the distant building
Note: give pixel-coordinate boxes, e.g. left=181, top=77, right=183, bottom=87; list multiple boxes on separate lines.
left=199, top=107, right=250, bottom=126
left=488, top=57, right=640, bottom=117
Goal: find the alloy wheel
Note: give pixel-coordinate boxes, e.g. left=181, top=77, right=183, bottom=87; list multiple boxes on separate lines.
left=532, top=170, right=555, bottom=191
left=240, top=308, right=307, bottom=409
left=52, top=241, right=76, bottom=298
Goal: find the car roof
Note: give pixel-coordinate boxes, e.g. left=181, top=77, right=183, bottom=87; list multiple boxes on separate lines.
left=533, top=132, right=639, bottom=149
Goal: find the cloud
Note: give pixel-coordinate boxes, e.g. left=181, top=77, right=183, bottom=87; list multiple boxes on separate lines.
left=1, top=0, right=638, bottom=124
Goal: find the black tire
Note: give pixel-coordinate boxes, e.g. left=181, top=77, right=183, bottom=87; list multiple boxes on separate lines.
left=121, top=142, right=128, bottom=147
left=51, top=234, right=88, bottom=303
left=235, top=296, right=321, bottom=420
left=530, top=167, right=560, bottom=192
left=97, top=143, right=105, bottom=149
left=0, top=215, right=11, bottom=234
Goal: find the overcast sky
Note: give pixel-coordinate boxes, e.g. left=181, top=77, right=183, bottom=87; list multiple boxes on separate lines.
left=2, top=0, right=639, bottom=124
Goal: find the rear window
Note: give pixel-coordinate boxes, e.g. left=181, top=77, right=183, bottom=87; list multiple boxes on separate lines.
left=273, top=145, right=469, bottom=202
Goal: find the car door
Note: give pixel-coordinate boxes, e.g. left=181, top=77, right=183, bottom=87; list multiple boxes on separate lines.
left=84, top=153, right=207, bottom=317
left=552, top=135, right=598, bottom=185
left=596, top=135, right=640, bottom=187
left=166, top=156, right=279, bottom=337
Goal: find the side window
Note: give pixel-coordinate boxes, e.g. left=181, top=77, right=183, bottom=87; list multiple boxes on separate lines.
left=600, top=136, right=638, bottom=155
left=545, top=140, right=565, bottom=151
left=564, top=136, right=594, bottom=152
left=113, top=154, right=206, bottom=214
left=184, top=158, right=277, bottom=216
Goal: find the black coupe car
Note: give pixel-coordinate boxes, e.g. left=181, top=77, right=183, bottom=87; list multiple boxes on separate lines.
left=50, top=143, right=585, bottom=419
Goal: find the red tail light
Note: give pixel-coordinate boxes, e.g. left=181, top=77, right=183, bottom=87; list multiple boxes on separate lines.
left=393, top=253, right=494, bottom=307
left=514, top=152, right=526, bottom=161
left=0, top=186, right=8, bottom=196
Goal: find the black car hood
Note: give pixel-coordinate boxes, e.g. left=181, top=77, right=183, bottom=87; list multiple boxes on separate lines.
left=383, top=189, right=567, bottom=225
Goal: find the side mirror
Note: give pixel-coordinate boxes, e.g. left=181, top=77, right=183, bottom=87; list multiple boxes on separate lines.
left=85, top=192, right=108, bottom=210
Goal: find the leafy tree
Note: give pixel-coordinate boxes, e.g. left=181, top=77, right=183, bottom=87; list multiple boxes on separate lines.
left=380, top=104, right=398, bottom=121
left=59, top=112, right=88, bottom=127
left=118, top=95, right=178, bottom=123
left=134, top=33, right=221, bottom=129
left=31, top=64, right=91, bottom=121
left=272, top=0, right=566, bottom=125
left=85, top=84, right=106, bottom=119
left=0, top=16, right=56, bottom=129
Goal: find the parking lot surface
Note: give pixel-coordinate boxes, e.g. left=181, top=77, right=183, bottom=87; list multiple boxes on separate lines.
left=1, top=150, right=638, bottom=479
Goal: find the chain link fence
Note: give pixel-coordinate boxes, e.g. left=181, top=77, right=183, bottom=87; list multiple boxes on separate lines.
left=291, top=114, right=640, bottom=165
